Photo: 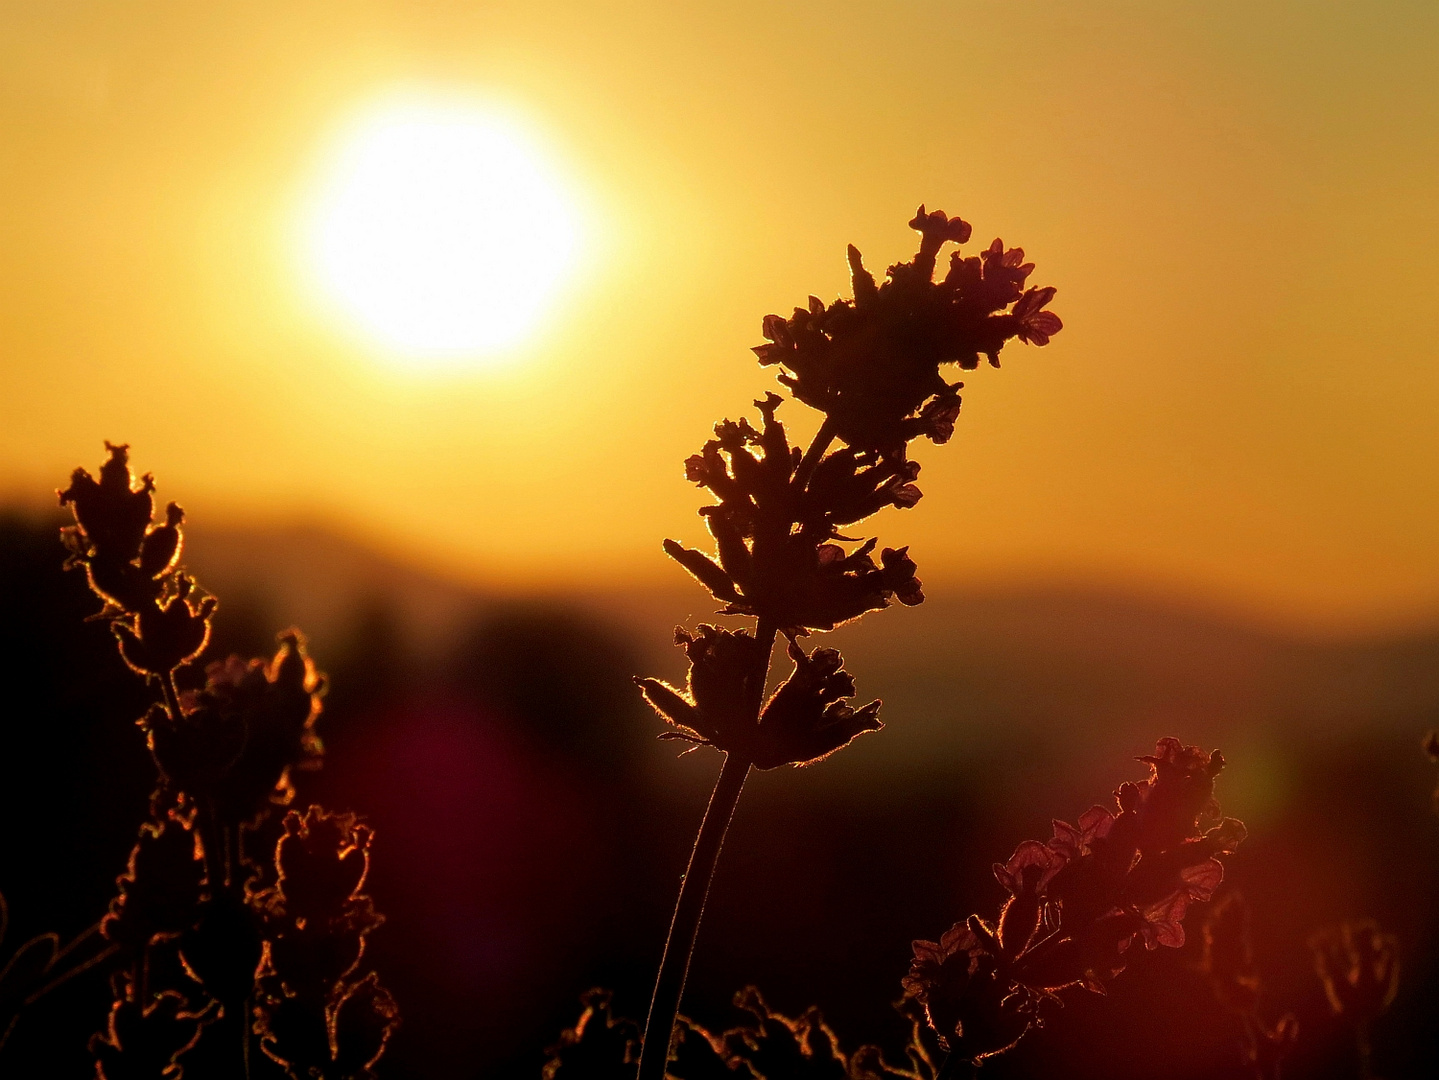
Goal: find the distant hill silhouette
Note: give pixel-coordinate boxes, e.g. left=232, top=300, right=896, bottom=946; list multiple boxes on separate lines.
left=184, top=521, right=1439, bottom=771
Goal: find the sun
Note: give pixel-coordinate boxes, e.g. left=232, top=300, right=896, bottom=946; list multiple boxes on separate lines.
left=301, top=94, right=581, bottom=368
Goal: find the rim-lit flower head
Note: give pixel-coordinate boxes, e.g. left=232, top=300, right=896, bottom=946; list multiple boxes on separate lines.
left=59, top=442, right=215, bottom=676
left=155, top=633, right=326, bottom=826
left=902, top=924, right=1040, bottom=1064
left=637, top=629, right=881, bottom=769
left=253, top=807, right=396, bottom=1079
left=905, top=738, right=1244, bottom=1068
left=54, top=444, right=397, bottom=1080
left=664, top=394, right=923, bottom=634
left=753, top=207, right=1062, bottom=459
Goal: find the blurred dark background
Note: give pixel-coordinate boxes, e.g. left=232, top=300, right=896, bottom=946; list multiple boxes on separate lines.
left=2, top=510, right=1437, bottom=1078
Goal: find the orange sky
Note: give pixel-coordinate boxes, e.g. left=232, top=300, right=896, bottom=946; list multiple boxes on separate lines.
left=2, top=1, right=1438, bottom=634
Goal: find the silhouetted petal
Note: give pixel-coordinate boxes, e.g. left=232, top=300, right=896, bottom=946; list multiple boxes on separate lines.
left=165, top=633, right=326, bottom=826
left=113, top=576, right=215, bottom=677
left=636, top=625, right=765, bottom=753
left=178, top=890, right=262, bottom=1011
left=58, top=442, right=155, bottom=567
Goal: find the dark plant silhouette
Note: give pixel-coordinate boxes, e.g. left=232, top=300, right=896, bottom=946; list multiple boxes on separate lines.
left=542, top=736, right=1243, bottom=1079
left=545, top=984, right=940, bottom=1080
left=903, top=739, right=1244, bottom=1074
left=45, top=443, right=398, bottom=1078
left=1198, top=892, right=1299, bottom=1080
left=543, top=990, right=642, bottom=1080
left=252, top=807, right=397, bottom=1079
left=1308, top=921, right=1398, bottom=1080
left=634, top=207, right=1062, bottom=1080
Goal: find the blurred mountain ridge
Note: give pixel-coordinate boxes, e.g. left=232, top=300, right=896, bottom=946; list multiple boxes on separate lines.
left=181, top=521, right=1439, bottom=769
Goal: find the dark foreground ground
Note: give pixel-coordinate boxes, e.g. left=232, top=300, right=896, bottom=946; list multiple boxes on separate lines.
left=3, top=513, right=1437, bottom=1078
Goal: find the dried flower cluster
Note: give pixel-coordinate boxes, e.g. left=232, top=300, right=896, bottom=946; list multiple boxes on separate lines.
left=903, top=739, right=1245, bottom=1066
left=53, top=444, right=398, bottom=1079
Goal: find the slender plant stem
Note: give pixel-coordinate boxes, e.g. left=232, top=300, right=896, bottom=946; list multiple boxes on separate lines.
left=1356, top=1018, right=1373, bottom=1080
left=160, top=671, right=225, bottom=894
left=25, top=941, right=121, bottom=1005
left=160, top=670, right=184, bottom=724
left=2, top=925, right=122, bottom=1057
left=637, top=406, right=822, bottom=1077
left=744, top=618, right=778, bottom=719
left=243, top=990, right=253, bottom=1080
left=637, top=753, right=751, bottom=1080
left=638, top=620, right=778, bottom=1080
left=792, top=417, right=836, bottom=492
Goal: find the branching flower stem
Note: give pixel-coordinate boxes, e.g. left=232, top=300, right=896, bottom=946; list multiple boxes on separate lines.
left=637, top=620, right=777, bottom=1080
left=160, top=670, right=185, bottom=728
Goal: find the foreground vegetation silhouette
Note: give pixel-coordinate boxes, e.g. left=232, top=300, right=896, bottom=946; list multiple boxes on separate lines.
left=0, top=206, right=1434, bottom=1080
left=0, top=445, right=399, bottom=1077
left=541, top=208, right=1432, bottom=1080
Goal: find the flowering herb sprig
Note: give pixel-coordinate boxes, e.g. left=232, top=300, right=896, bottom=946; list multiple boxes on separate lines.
left=903, top=739, right=1245, bottom=1073
left=54, top=444, right=398, bottom=1079
left=634, top=208, right=1062, bottom=1080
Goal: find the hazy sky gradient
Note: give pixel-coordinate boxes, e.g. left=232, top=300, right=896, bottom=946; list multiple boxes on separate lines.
left=3, top=1, right=1437, bottom=632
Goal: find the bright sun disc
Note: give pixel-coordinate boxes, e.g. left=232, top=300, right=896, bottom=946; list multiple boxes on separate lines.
left=303, top=96, right=580, bottom=367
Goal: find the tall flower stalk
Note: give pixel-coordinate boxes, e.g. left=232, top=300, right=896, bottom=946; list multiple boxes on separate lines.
left=634, top=207, right=1063, bottom=1079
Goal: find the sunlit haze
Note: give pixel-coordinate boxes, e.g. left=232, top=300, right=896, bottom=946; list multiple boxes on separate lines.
left=2, top=2, right=1438, bottom=634
left=302, top=95, right=580, bottom=366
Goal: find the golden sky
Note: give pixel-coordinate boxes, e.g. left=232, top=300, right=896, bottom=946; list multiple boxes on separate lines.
left=2, top=1, right=1437, bottom=634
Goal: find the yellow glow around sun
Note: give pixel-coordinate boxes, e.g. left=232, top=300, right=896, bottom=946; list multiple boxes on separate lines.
left=301, top=94, right=581, bottom=367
